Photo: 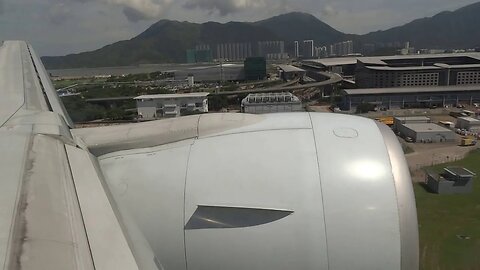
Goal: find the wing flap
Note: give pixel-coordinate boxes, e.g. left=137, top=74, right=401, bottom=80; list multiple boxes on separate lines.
left=4, top=135, right=94, bottom=270
left=66, top=144, right=140, bottom=270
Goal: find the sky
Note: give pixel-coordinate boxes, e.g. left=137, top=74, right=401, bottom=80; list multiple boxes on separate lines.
left=0, top=0, right=479, bottom=56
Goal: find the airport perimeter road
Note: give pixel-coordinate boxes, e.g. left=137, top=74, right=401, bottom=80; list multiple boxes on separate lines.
left=405, top=142, right=478, bottom=182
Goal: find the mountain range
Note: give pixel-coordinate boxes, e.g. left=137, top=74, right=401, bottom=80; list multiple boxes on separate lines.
left=42, top=2, right=480, bottom=69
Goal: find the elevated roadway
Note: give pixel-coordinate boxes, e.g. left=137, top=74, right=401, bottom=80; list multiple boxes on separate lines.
left=210, top=72, right=342, bottom=96
left=85, top=72, right=342, bottom=102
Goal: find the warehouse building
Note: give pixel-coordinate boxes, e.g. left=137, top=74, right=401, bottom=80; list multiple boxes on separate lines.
left=135, top=93, right=209, bottom=119
left=396, top=122, right=455, bottom=143
left=456, top=117, right=480, bottom=132
left=341, top=85, right=480, bottom=111
left=394, top=116, right=455, bottom=143
left=426, top=167, right=475, bottom=194
left=241, top=92, right=303, bottom=114
left=277, top=65, right=306, bottom=81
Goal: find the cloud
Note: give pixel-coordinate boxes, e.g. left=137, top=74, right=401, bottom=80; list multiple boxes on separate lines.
left=48, top=3, right=72, bottom=24
left=322, top=8, right=402, bottom=34
left=123, top=6, right=149, bottom=21
left=71, top=0, right=174, bottom=21
left=183, top=0, right=268, bottom=16
left=321, top=4, right=338, bottom=17
left=0, top=0, right=4, bottom=15
left=112, top=0, right=173, bottom=21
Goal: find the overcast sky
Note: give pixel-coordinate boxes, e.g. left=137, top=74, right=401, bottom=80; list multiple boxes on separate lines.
left=0, top=0, right=478, bottom=56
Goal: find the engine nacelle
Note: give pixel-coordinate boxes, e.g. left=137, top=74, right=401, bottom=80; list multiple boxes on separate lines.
left=88, top=113, right=418, bottom=270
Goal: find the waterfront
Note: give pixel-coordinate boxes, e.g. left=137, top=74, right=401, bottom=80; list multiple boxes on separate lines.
left=47, top=63, right=245, bottom=79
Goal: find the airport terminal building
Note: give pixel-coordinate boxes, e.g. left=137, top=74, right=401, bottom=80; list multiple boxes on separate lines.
left=341, top=85, right=480, bottom=111
left=304, top=53, right=480, bottom=88
left=355, top=54, right=480, bottom=88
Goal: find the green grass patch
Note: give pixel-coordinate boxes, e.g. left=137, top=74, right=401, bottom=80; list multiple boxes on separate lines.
left=415, top=149, right=480, bottom=270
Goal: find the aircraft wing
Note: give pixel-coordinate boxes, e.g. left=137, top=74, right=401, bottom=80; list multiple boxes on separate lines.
left=0, top=41, right=148, bottom=270
left=0, top=40, right=419, bottom=270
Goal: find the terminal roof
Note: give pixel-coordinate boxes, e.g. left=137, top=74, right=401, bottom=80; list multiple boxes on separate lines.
left=394, top=116, right=431, bottom=121
left=365, top=66, right=442, bottom=71
left=402, top=123, right=452, bottom=133
left=304, top=53, right=480, bottom=67
left=135, top=92, right=210, bottom=100
left=277, top=65, right=305, bottom=72
left=343, top=85, right=480, bottom=95
left=305, top=57, right=358, bottom=67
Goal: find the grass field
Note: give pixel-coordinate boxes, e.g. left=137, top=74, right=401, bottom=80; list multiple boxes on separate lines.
left=415, top=149, right=480, bottom=270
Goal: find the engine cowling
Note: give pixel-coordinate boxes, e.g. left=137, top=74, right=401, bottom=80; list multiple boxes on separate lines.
left=93, top=113, right=418, bottom=270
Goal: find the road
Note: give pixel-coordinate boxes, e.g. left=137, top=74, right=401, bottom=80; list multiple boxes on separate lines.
left=210, top=72, right=342, bottom=96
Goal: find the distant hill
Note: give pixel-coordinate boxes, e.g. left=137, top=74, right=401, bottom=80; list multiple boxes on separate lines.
left=254, top=12, right=348, bottom=44
left=42, top=2, right=480, bottom=69
left=361, top=2, right=480, bottom=49
left=42, top=20, right=280, bottom=69
left=42, top=12, right=350, bottom=69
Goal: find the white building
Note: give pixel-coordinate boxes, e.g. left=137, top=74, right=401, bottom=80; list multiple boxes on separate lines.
left=294, top=41, right=300, bottom=58
left=241, top=92, right=303, bottom=114
left=135, top=93, right=209, bottom=119
left=393, top=116, right=455, bottom=142
left=303, top=40, right=314, bottom=58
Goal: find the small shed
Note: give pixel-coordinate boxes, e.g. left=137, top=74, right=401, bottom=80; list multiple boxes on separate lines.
left=426, top=167, right=476, bottom=194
